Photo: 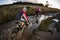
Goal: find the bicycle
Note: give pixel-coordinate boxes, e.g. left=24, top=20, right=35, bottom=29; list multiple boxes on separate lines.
left=8, top=21, right=30, bottom=40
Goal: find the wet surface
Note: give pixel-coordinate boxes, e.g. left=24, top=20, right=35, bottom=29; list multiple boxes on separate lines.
left=0, top=15, right=60, bottom=40
left=30, top=30, right=60, bottom=40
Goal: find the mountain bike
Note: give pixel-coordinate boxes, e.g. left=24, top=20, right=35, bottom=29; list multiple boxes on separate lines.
left=8, top=21, right=30, bottom=40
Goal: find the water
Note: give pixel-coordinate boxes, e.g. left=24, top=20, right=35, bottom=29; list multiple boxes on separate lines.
left=0, top=13, right=60, bottom=40
left=39, top=15, right=52, bottom=24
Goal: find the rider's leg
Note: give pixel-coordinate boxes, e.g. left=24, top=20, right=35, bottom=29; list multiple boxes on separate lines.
left=21, top=22, right=24, bottom=27
left=18, top=22, right=24, bottom=30
left=36, top=13, right=39, bottom=24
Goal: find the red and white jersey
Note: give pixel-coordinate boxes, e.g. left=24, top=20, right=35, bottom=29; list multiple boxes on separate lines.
left=23, top=10, right=28, bottom=22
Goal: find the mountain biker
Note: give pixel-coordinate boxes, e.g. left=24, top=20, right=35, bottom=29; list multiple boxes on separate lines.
left=35, top=8, right=41, bottom=24
left=16, top=7, right=29, bottom=29
left=35, top=7, right=41, bottom=17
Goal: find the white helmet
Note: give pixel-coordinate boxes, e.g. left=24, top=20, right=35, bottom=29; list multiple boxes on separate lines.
left=23, top=7, right=27, bottom=11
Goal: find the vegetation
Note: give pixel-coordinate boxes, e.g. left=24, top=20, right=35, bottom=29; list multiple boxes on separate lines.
left=0, top=6, right=21, bottom=24
left=0, top=2, right=60, bottom=24
left=13, top=2, right=44, bottom=6
left=38, top=17, right=53, bottom=31
left=38, top=14, right=60, bottom=32
left=0, top=2, right=44, bottom=7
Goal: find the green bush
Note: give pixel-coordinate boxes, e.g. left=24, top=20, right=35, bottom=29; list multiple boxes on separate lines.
left=38, top=17, right=53, bottom=31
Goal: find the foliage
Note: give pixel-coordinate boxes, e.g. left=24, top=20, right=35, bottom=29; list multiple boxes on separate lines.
left=38, top=17, right=53, bottom=31
left=26, top=7, right=36, bottom=15
left=13, top=2, right=44, bottom=6
left=0, top=2, right=44, bottom=7
left=0, top=6, right=22, bottom=24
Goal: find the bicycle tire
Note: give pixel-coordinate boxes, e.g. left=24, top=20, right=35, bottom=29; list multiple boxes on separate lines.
left=8, top=27, right=19, bottom=40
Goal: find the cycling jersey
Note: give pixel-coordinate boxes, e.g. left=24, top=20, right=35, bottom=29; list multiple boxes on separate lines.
left=16, top=9, right=28, bottom=22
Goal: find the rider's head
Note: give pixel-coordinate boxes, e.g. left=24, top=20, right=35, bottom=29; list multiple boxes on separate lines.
left=39, top=8, right=41, bottom=12
left=23, top=7, right=27, bottom=11
left=35, top=7, right=41, bottom=12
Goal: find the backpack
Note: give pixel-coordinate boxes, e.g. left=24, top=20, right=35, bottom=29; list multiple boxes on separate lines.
left=16, top=10, right=23, bottom=20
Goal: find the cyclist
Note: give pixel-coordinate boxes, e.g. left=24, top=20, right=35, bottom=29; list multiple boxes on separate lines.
left=35, top=7, right=41, bottom=17
left=16, top=7, right=29, bottom=29
left=35, top=8, right=41, bottom=24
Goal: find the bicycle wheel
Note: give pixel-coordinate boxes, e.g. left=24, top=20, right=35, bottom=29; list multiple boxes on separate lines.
left=16, top=27, right=24, bottom=40
left=8, top=27, right=19, bottom=40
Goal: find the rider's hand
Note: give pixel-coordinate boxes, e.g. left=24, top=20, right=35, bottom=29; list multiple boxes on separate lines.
left=26, top=22, right=30, bottom=26
left=28, top=20, right=30, bottom=24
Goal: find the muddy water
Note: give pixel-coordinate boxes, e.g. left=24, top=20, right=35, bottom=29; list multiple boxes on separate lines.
left=0, top=15, right=60, bottom=40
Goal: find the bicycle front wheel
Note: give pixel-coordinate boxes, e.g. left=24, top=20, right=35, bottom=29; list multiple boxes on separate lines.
left=8, top=28, right=19, bottom=40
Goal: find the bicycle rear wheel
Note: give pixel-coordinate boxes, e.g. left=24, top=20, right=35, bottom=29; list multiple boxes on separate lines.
left=8, top=27, right=20, bottom=40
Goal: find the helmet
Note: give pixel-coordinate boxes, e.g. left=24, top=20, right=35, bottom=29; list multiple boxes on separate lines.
left=23, top=7, right=27, bottom=11
left=39, top=8, right=41, bottom=12
left=35, top=8, right=41, bottom=12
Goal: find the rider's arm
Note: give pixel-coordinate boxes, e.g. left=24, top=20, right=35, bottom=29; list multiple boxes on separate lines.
left=23, top=12, right=29, bottom=22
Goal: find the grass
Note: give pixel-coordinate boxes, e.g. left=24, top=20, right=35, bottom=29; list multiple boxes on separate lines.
left=38, top=17, right=53, bottom=31
left=0, top=2, right=60, bottom=24
left=0, top=6, right=21, bottom=24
